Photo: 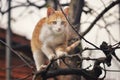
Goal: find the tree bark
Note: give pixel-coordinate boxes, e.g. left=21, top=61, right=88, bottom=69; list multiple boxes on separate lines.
left=68, top=0, right=85, bottom=80
left=69, top=0, right=84, bottom=31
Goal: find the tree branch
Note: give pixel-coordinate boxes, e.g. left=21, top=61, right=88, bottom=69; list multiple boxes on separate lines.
left=0, top=39, right=35, bottom=71
left=33, top=65, right=102, bottom=80
left=82, top=0, right=120, bottom=37
left=33, top=56, right=106, bottom=80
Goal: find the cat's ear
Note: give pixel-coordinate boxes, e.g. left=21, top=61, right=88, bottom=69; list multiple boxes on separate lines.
left=47, top=7, right=55, bottom=17
left=64, top=7, right=69, bottom=15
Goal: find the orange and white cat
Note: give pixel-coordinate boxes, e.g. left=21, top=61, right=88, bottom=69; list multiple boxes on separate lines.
left=31, top=7, right=80, bottom=71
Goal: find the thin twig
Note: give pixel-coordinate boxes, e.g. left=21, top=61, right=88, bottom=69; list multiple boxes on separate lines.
left=100, top=67, right=120, bottom=72
left=82, top=0, right=120, bottom=37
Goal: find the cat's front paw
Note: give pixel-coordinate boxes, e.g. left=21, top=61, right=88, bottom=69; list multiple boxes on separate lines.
left=37, top=65, right=47, bottom=71
left=40, top=65, right=47, bottom=70
left=48, top=54, right=56, bottom=61
left=56, top=51, right=67, bottom=58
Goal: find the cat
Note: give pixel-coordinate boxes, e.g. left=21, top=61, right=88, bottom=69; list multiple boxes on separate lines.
left=31, top=7, right=80, bottom=71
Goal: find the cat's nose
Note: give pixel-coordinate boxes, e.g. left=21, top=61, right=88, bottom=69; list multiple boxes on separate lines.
left=58, top=28, right=61, bottom=31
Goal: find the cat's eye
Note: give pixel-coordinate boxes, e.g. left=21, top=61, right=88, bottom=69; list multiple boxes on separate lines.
left=52, top=21, right=57, bottom=24
left=61, top=21, right=65, bottom=25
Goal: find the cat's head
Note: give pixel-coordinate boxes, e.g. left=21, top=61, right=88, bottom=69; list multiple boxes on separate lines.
left=46, top=7, right=69, bottom=35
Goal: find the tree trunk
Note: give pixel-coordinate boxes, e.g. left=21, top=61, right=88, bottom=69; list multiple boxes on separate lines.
left=69, top=0, right=85, bottom=80
left=47, top=0, right=58, bottom=10
left=69, top=0, right=84, bottom=31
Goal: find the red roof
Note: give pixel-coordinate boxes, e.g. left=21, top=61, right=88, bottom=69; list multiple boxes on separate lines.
left=0, top=28, right=34, bottom=80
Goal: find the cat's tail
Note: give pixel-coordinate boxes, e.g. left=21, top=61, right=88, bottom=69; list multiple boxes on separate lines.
left=66, top=40, right=80, bottom=53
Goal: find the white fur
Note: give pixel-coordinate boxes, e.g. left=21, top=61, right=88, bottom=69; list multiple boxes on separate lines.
left=39, top=18, right=67, bottom=61
left=51, top=18, right=65, bottom=34
left=56, top=51, right=67, bottom=58
left=41, top=44, right=56, bottom=60
left=39, top=18, right=66, bottom=48
left=33, top=50, right=45, bottom=71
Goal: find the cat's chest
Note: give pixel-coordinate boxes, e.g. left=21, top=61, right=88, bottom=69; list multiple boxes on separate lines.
left=39, top=26, right=65, bottom=46
left=44, top=35, right=65, bottom=47
left=50, top=35, right=64, bottom=43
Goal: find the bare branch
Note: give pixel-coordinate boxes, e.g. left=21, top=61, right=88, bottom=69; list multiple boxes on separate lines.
left=0, top=0, right=47, bottom=15
left=82, top=0, right=120, bottom=37
left=0, top=39, right=35, bottom=71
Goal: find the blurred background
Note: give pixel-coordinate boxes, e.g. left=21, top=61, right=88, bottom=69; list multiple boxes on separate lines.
left=0, top=0, right=120, bottom=80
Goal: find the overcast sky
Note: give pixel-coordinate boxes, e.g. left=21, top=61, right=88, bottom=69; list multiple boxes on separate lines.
left=0, top=0, right=118, bottom=40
